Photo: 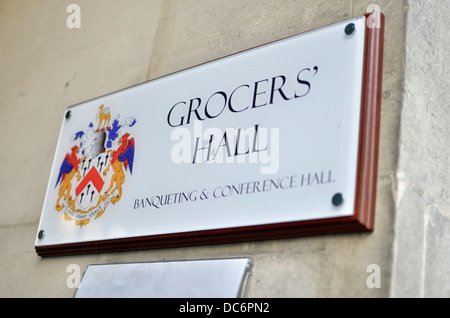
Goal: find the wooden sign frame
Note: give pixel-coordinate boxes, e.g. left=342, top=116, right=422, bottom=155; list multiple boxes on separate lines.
left=36, top=14, right=384, bottom=256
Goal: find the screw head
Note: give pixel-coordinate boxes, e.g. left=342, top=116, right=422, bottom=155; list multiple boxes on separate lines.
left=38, top=230, right=45, bottom=240
left=345, top=23, right=355, bottom=35
left=65, top=110, right=71, bottom=119
left=332, top=193, right=344, bottom=207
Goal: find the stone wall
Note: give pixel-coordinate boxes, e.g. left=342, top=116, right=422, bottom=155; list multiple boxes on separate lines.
left=391, top=0, right=450, bottom=298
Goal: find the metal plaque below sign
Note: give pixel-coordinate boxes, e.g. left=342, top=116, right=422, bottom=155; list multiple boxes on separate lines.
left=74, top=258, right=252, bottom=298
left=36, top=14, right=384, bottom=256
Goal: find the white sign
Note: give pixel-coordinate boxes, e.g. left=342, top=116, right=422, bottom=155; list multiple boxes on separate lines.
left=36, top=15, right=383, bottom=256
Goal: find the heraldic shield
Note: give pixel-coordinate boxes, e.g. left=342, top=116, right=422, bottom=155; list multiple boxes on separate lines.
left=55, top=105, right=136, bottom=227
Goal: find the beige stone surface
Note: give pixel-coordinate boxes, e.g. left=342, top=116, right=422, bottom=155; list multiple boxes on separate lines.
left=0, top=0, right=407, bottom=297
left=391, top=0, right=450, bottom=298
left=147, top=0, right=351, bottom=79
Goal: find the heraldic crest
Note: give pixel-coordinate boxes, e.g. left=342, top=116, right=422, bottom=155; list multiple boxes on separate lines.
left=55, top=105, right=136, bottom=227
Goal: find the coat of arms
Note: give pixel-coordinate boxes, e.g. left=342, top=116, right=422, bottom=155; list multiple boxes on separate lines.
left=55, top=105, right=136, bottom=227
